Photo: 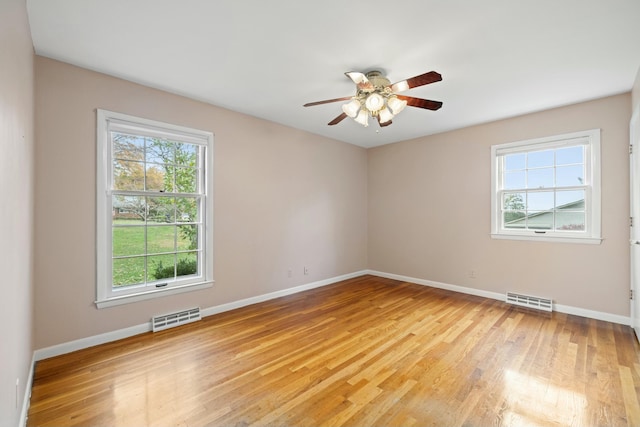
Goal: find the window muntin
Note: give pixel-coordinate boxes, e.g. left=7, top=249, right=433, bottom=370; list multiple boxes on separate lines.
left=97, top=110, right=214, bottom=307
left=491, top=130, right=601, bottom=243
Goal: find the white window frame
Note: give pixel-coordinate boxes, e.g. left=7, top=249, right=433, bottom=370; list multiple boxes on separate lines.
left=96, top=110, right=214, bottom=308
left=491, top=129, right=601, bottom=244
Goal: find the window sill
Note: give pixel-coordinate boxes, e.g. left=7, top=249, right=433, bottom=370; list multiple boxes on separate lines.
left=491, top=233, right=602, bottom=245
left=95, top=281, right=214, bottom=309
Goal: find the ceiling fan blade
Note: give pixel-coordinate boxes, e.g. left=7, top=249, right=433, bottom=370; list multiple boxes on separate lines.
left=328, top=112, right=348, bottom=126
left=391, top=71, right=442, bottom=92
left=303, top=96, right=352, bottom=107
left=396, top=95, right=443, bottom=111
left=377, top=116, right=392, bottom=127
left=345, top=71, right=374, bottom=90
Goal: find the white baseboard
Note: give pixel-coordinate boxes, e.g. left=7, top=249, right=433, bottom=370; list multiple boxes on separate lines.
left=33, top=270, right=368, bottom=362
left=367, top=270, right=505, bottom=301
left=33, top=268, right=629, bottom=363
left=31, top=268, right=630, bottom=362
left=201, top=270, right=368, bottom=318
left=19, top=353, right=36, bottom=427
left=552, top=303, right=629, bottom=325
left=34, top=322, right=151, bottom=361
left=366, top=270, right=630, bottom=325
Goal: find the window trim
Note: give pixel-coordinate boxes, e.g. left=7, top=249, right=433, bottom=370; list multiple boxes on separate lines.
left=490, top=129, right=602, bottom=244
left=96, top=109, right=214, bottom=308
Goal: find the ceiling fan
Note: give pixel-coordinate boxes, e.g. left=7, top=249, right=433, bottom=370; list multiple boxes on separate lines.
left=303, top=70, right=443, bottom=128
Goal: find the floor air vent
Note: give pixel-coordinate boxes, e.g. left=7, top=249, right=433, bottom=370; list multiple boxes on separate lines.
left=152, top=307, right=201, bottom=332
left=506, top=292, right=553, bottom=312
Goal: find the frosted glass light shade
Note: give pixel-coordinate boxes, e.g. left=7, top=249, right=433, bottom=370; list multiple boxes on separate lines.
left=354, top=110, right=369, bottom=127
left=341, top=99, right=361, bottom=118
left=378, top=107, right=393, bottom=124
left=364, top=93, right=384, bottom=112
left=387, top=96, right=407, bottom=114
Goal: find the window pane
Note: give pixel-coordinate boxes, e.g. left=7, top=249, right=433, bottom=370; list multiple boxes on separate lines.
left=503, top=192, right=525, bottom=209
left=555, top=212, right=585, bottom=231
left=113, top=226, right=145, bottom=257
left=526, top=211, right=553, bottom=230
left=146, top=138, right=174, bottom=165
left=113, top=133, right=144, bottom=161
left=175, top=143, right=198, bottom=167
left=176, top=197, right=198, bottom=222
left=528, top=150, right=553, bottom=168
left=162, top=165, right=177, bottom=193
left=556, top=146, right=583, bottom=165
left=556, top=165, right=584, bottom=187
left=504, top=211, right=526, bottom=228
left=114, top=159, right=144, bottom=191
left=175, top=166, right=198, bottom=193
left=527, top=168, right=553, bottom=188
left=527, top=192, right=554, bottom=211
left=145, top=164, right=166, bottom=192
left=556, top=190, right=584, bottom=209
left=148, top=197, right=175, bottom=223
left=505, top=153, right=525, bottom=170
left=177, top=252, right=198, bottom=278
left=504, top=171, right=525, bottom=190
left=113, top=196, right=146, bottom=223
left=113, top=257, right=145, bottom=287
left=148, top=254, right=177, bottom=282
left=177, top=225, right=198, bottom=251
left=147, top=225, right=176, bottom=254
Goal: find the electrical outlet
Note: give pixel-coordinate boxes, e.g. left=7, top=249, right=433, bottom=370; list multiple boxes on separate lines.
left=468, top=270, right=476, bottom=279
left=287, top=269, right=292, bottom=278
left=304, top=266, right=309, bottom=275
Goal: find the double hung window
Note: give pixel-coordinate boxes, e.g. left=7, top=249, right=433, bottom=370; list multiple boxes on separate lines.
left=96, top=110, right=214, bottom=308
left=491, top=129, right=601, bottom=243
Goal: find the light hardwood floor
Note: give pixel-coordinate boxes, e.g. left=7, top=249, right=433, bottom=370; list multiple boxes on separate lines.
left=28, top=275, right=640, bottom=426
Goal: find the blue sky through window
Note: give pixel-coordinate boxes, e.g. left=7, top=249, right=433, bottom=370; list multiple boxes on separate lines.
left=504, top=145, right=585, bottom=190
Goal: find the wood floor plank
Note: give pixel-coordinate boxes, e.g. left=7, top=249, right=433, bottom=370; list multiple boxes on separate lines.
left=27, top=275, right=640, bottom=426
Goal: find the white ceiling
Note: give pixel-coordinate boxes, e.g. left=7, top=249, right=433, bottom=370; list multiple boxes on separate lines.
left=27, top=0, right=640, bottom=148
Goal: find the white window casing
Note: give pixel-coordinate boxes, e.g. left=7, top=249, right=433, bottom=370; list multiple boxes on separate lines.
left=490, top=129, right=601, bottom=244
left=96, top=109, right=214, bottom=308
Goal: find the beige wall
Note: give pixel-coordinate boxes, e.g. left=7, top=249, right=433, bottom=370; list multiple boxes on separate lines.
left=369, top=94, right=631, bottom=316
left=0, top=0, right=34, bottom=425
left=31, top=54, right=638, bottom=350
left=34, top=57, right=368, bottom=349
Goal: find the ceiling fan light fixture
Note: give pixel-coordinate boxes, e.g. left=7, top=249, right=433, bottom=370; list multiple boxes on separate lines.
left=354, top=109, right=369, bottom=127
left=303, top=69, right=442, bottom=129
left=342, top=99, right=361, bottom=118
left=388, top=96, right=407, bottom=114
left=378, top=107, right=394, bottom=124
left=364, top=92, right=384, bottom=112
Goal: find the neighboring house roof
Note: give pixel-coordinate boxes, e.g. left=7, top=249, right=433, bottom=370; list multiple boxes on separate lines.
left=506, top=199, right=585, bottom=230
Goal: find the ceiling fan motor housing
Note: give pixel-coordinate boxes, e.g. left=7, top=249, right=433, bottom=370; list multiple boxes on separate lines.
left=364, top=70, right=391, bottom=90
left=357, top=71, right=395, bottom=116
